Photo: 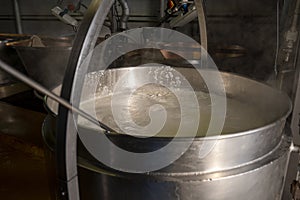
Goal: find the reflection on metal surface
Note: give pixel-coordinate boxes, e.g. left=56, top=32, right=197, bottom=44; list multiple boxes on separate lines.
left=0, top=33, right=30, bottom=40
left=0, top=82, right=30, bottom=99
left=214, top=44, right=247, bottom=58
left=160, top=42, right=201, bottom=60
left=43, top=115, right=292, bottom=200
left=45, top=66, right=291, bottom=175
left=76, top=135, right=290, bottom=200
left=160, top=44, right=247, bottom=62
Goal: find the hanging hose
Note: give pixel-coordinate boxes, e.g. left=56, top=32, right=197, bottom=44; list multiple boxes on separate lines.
left=118, top=0, right=130, bottom=30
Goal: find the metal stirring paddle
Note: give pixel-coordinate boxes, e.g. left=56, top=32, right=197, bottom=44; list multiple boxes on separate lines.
left=0, top=59, right=116, bottom=133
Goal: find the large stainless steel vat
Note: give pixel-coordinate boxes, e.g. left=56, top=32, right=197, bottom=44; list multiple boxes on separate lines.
left=0, top=34, right=28, bottom=85
left=7, top=36, right=73, bottom=89
left=43, top=66, right=292, bottom=200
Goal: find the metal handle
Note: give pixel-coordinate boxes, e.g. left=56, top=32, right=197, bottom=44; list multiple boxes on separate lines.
left=57, top=0, right=115, bottom=199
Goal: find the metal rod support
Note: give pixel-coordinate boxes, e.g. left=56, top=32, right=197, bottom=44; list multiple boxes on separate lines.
left=13, top=0, right=23, bottom=34
left=194, top=0, right=207, bottom=51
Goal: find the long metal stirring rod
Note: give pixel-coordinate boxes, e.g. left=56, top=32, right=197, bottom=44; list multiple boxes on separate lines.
left=0, top=59, right=115, bottom=133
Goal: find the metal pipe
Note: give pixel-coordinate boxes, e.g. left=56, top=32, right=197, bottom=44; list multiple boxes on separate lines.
left=13, top=0, right=23, bottom=34
left=291, top=0, right=300, bottom=32
left=160, top=0, right=165, bottom=18
left=118, top=0, right=130, bottom=30
left=276, top=0, right=300, bottom=94
left=0, top=59, right=115, bottom=133
left=194, top=0, right=207, bottom=51
left=194, top=0, right=207, bottom=70
left=109, top=7, right=117, bottom=33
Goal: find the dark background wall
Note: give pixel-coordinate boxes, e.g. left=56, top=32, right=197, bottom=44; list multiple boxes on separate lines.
left=0, top=0, right=279, bottom=80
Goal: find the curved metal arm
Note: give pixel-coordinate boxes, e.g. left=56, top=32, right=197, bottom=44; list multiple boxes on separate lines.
left=194, top=0, right=207, bottom=51
left=57, top=0, right=114, bottom=199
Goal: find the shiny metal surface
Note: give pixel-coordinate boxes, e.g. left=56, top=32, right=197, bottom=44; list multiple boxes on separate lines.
left=46, top=66, right=291, bottom=173
left=13, top=0, right=23, bottom=34
left=42, top=115, right=291, bottom=200
left=50, top=1, right=291, bottom=199
left=57, top=1, right=115, bottom=199
left=291, top=65, right=300, bottom=145
left=283, top=38, right=300, bottom=200
left=77, top=135, right=290, bottom=200
left=213, top=45, right=247, bottom=58
left=7, top=36, right=73, bottom=89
